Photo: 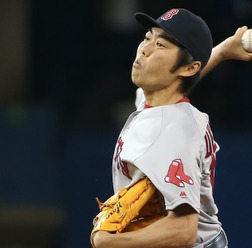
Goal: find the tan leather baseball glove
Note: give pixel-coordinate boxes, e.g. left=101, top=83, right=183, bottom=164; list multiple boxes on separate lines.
left=90, top=177, right=166, bottom=247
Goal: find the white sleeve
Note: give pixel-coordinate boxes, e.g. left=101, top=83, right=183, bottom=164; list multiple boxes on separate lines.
left=121, top=105, right=204, bottom=213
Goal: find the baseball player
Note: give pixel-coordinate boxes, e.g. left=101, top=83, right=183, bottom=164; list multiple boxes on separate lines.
left=92, top=8, right=252, bottom=248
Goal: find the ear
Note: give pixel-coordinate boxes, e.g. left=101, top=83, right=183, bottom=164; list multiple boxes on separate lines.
left=179, top=61, right=201, bottom=77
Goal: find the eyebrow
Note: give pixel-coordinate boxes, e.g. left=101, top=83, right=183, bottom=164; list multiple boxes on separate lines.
left=149, top=28, right=182, bottom=47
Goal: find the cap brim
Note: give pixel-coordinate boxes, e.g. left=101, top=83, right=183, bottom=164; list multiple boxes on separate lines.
left=134, top=12, right=182, bottom=47
left=135, top=12, right=161, bottom=30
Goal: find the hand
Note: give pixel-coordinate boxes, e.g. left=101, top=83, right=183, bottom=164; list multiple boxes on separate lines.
left=217, top=26, right=252, bottom=61
left=92, top=231, right=112, bottom=248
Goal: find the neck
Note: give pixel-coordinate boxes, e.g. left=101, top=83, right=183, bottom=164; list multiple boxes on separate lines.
left=144, top=90, right=185, bottom=106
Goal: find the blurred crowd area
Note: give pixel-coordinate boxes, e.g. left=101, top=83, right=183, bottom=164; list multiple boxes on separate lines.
left=0, top=0, right=251, bottom=248
left=1, top=0, right=252, bottom=130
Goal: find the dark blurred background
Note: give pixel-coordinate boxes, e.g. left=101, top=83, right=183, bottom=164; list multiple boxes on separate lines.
left=0, top=0, right=251, bottom=247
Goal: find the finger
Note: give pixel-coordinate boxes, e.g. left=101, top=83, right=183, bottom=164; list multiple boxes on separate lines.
left=234, top=26, right=248, bottom=38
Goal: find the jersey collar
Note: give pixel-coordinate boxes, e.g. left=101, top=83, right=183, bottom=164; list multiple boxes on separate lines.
left=144, top=97, right=190, bottom=109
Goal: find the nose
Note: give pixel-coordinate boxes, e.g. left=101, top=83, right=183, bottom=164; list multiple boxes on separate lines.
left=141, top=42, right=153, bottom=57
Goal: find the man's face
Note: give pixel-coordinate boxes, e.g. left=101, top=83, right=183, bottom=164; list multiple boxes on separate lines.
left=131, top=27, right=182, bottom=93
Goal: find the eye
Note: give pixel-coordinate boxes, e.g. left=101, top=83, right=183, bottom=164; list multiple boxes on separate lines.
left=144, top=31, right=152, bottom=41
left=156, top=41, right=165, bottom=47
left=144, top=35, right=150, bottom=41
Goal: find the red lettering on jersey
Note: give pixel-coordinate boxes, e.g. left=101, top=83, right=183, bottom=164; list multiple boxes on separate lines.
left=204, top=124, right=217, bottom=188
left=161, top=9, right=179, bottom=21
left=210, top=154, right=216, bottom=189
left=114, top=137, right=132, bottom=180
left=205, top=124, right=217, bottom=158
left=164, top=159, right=194, bottom=188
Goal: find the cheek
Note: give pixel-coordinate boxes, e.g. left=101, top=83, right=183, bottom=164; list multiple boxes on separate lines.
left=144, top=60, right=176, bottom=86
left=146, top=58, right=170, bottom=75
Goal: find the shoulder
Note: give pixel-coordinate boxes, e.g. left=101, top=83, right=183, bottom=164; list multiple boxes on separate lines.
left=135, top=102, right=208, bottom=129
left=120, top=103, right=208, bottom=161
left=160, top=103, right=210, bottom=139
left=129, top=103, right=208, bottom=142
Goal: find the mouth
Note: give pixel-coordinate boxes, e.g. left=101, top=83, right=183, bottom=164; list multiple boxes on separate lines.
left=133, top=60, right=142, bottom=68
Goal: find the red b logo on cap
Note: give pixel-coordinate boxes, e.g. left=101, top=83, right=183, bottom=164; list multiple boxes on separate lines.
left=161, top=8, right=179, bottom=21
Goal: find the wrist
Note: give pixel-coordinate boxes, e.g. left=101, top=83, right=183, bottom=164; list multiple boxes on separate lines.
left=93, top=231, right=112, bottom=248
left=212, top=42, right=228, bottom=62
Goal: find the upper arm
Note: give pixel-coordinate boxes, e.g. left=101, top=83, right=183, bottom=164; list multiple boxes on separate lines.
left=169, top=203, right=198, bottom=217
left=167, top=203, right=198, bottom=244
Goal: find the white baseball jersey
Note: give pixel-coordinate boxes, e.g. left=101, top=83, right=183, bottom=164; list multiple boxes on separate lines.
left=112, top=88, right=223, bottom=245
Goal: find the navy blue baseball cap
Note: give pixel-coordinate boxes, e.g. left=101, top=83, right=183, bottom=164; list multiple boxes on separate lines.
left=135, top=8, right=213, bottom=68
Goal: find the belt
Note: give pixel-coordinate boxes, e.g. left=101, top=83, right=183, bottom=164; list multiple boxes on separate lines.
left=204, top=231, right=228, bottom=248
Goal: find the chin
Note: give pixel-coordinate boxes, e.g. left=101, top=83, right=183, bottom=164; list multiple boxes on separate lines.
left=131, top=78, right=140, bottom=87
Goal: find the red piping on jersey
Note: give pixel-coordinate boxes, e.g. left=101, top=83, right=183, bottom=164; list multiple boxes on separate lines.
left=144, top=104, right=154, bottom=109
left=144, top=97, right=190, bottom=109
left=178, top=97, right=190, bottom=103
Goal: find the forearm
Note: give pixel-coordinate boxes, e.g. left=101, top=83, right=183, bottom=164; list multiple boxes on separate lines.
left=200, top=43, right=226, bottom=79
left=200, top=26, right=252, bottom=79
left=94, top=210, right=198, bottom=248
